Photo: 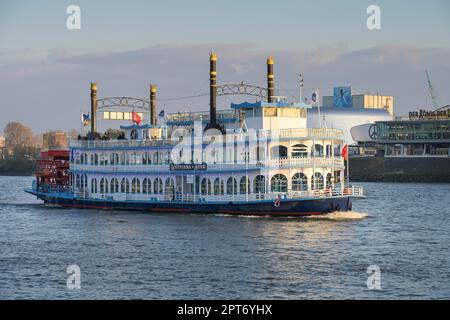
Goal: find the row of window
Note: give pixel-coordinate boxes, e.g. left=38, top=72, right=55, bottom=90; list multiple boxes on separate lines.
left=74, top=172, right=334, bottom=195
left=75, top=151, right=170, bottom=165
left=74, top=144, right=340, bottom=166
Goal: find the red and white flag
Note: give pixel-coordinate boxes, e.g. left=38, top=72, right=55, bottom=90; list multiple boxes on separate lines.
left=132, top=111, right=141, bottom=125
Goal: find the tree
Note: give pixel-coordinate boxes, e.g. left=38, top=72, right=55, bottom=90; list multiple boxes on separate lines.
left=4, top=122, right=35, bottom=148
left=3, top=122, right=39, bottom=158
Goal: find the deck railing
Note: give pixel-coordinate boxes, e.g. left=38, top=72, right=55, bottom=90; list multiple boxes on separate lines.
left=70, top=156, right=345, bottom=173
left=69, top=128, right=344, bottom=149
left=73, top=186, right=364, bottom=203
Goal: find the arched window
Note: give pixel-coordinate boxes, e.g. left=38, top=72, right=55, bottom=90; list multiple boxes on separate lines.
left=311, top=172, right=324, bottom=190
left=91, top=178, right=97, bottom=193
left=121, top=178, right=129, bottom=193
left=153, top=153, right=159, bottom=164
left=226, top=177, right=237, bottom=195
left=79, top=174, right=86, bottom=188
left=142, top=152, right=150, bottom=165
left=213, top=178, right=224, bottom=195
left=271, top=174, right=287, bottom=192
left=239, top=176, right=250, bottom=194
left=111, top=153, right=119, bottom=165
left=271, top=145, right=288, bottom=158
left=132, top=178, right=140, bottom=194
left=325, top=145, right=332, bottom=157
left=99, top=154, right=108, bottom=166
left=75, top=174, right=80, bottom=189
left=110, top=178, right=119, bottom=193
left=130, top=152, right=138, bottom=165
left=292, top=173, right=308, bottom=191
left=94, top=154, right=99, bottom=165
left=201, top=178, right=211, bottom=195
left=326, top=173, right=333, bottom=188
left=100, top=178, right=107, bottom=194
left=312, top=144, right=324, bottom=157
left=165, top=178, right=175, bottom=195
left=253, top=175, right=266, bottom=193
left=154, top=178, right=163, bottom=194
left=291, top=144, right=308, bottom=158
left=143, top=178, right=151, bottom=194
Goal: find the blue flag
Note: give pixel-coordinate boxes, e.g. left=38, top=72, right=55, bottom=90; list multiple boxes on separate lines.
left=81, top=113, right=90, bottom=126
left=159, top=110, right=165, bottom=117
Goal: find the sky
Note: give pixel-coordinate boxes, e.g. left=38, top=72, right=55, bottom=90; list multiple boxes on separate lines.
left=0, top=0, right=449, bottom=133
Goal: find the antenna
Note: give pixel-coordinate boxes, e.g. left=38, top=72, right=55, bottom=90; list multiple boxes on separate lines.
left=426, top=70, right=442, bottom=110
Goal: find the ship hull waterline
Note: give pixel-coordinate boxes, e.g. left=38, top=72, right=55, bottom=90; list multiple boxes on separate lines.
left=25, top=189, right=353, bottom=217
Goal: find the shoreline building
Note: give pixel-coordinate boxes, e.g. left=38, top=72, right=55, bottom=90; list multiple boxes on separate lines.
left=307, top=86, right=393, bottom=145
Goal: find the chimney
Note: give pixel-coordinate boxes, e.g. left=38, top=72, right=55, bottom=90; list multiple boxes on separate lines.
left=90, top=82, right=97, bottom=134
left=209, top=51, right=217, bottom=128
left=205, top=52, right=223, bottom=132
left=267, top=56, right=274, bottom=103
left=150, top=85, right=157, bottom=126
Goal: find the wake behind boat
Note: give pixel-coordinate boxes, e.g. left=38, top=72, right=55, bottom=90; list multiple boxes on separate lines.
left=25, top=53, right=364, bottom=216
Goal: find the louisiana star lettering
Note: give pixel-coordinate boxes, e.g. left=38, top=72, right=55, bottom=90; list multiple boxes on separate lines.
left=169, top=163, right=207, bottom=171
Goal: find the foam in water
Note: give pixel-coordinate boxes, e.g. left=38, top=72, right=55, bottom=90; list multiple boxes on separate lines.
left=306, top=211, right=368, bottom=221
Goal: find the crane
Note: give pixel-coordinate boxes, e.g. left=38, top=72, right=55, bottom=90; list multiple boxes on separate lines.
left=426, top=70, right=442, bottom=110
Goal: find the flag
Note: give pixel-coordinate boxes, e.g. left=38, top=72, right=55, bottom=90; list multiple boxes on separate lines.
left=132, top=110, right=142, bottom=125
left=81, top=113, right=90, bottom=126
left=341, top=144, right=348, bottom=160
left=158, top=110, right=165, bottom=117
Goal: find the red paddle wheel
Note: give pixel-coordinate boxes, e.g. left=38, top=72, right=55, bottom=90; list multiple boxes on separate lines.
left=35, top=150, right=70, bottom=193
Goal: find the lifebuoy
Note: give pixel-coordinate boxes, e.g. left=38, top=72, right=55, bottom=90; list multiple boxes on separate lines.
left=274, top=196, right=281, bottom=207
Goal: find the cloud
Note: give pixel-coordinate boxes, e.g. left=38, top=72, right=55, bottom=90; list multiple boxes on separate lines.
left=1, top=43, right=449, bottom=133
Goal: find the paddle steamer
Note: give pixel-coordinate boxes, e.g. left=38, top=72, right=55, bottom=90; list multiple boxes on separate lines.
left=25, top=53, right=364, bottom=216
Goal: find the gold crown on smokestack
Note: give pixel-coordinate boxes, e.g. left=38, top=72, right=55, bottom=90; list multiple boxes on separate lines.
left=91, top=82, right=97, bottom=91
left=210, top=51, right=217, bottom=61
left=267, top=56, right=274, bottom=65
left=150, top=84, right=157, bottom=93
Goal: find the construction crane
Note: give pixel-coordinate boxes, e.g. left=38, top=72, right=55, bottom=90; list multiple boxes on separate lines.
left=426, top=70, right=443, bottom=110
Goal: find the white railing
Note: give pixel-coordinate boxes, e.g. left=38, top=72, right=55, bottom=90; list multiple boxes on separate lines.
left=78, top=186, right=364, bottom=202
left=257, top=128, right=343, bottom=139
left=71, top=156, right=345, bottom=172
left=265, top=156, right=344, bottom=168
left=70, top=139, right=174, bottom=148
left=70, top=128, right=344, bottom=149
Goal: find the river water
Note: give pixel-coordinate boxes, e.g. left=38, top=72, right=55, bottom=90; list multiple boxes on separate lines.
left=0, top=176, right=449, bottom=299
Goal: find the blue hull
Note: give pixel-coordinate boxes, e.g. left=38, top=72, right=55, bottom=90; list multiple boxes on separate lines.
left=25, top=190, right=352, bottom=217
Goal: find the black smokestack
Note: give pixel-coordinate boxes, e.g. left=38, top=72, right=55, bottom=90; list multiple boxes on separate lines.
left=90, top=82, right=97, bottom=134
left=267, top=56, right=274, bottom=103
left=150, top=85, right=156, bottom=126
left=205, top=52, right=223, bottom=132
left=209, top=51, right=217, bottom=127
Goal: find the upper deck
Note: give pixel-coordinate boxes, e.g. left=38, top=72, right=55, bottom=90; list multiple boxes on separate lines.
left=70, top=127, right=344, bottom=150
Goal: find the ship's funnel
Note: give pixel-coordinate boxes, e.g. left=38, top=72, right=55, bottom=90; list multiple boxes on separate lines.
left=90, top=82, right=97, bottom=134
left=205, top=52, right=223, bottom=132
left=150, top=85, right=157, bottom=126
left=267, top=56, right=274, bottom=103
